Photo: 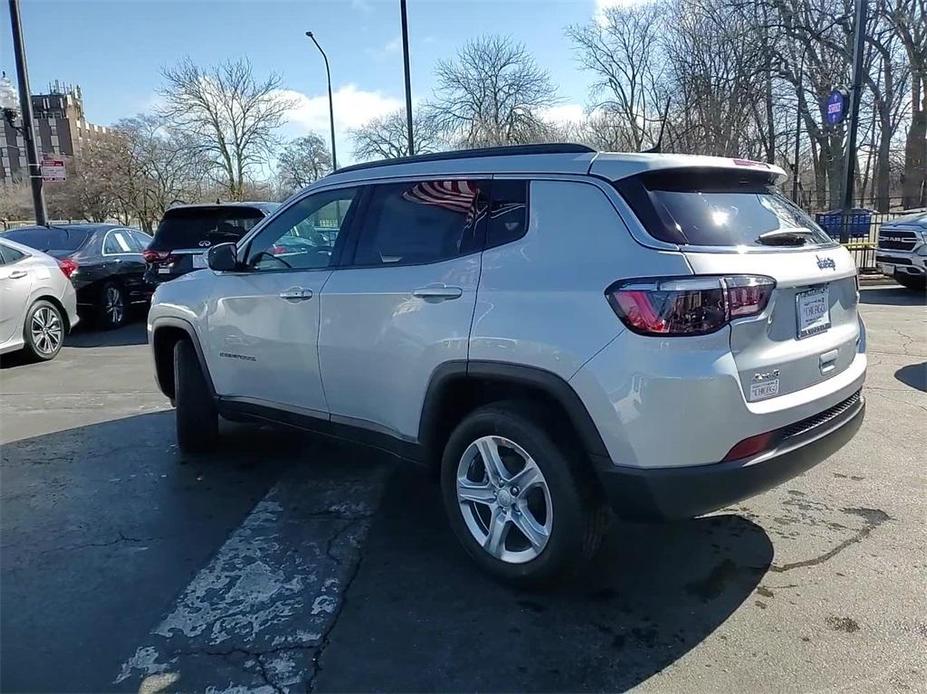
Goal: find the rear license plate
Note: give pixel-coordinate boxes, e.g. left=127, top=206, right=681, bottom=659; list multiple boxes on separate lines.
left=192, top=253, right=207, bottom=269
left=750, top=380, right=780, bottom=401
left=796, top=286, right=831, bottom=339
left=157, top=267, right=171, bottom=274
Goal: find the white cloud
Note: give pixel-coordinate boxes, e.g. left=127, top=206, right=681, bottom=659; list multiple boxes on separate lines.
left=278, top=85, right=403, bottom=165
left=541, top=104, right=586, bottom=125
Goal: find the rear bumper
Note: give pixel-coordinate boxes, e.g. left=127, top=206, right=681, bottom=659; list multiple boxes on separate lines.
left=596, top=392, right=865, bottom=520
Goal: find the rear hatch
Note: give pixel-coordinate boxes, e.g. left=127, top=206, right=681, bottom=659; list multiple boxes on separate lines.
left=145, top=206, right=268, bottom=279
left=613, top=165, right=860, bottom=403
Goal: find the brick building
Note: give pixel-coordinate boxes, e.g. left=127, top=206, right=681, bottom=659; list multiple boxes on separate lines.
left=1, top=81, right=110, bottom=183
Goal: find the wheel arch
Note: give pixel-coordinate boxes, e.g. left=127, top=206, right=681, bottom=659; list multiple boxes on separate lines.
left=150, top=317, right=215, bottom=400
left=418, top=360, right=611, bottom=473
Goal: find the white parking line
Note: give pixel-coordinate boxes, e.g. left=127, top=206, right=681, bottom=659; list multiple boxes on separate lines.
left=115, top=463, right=388, bottom=692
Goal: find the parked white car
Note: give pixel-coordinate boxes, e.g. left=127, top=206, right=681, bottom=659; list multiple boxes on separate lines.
left=0, top=236, right=79, bottom=361
left=148, top=144, right=867, bottom=585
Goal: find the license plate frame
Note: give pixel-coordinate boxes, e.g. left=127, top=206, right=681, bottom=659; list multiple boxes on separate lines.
left=795, top=286, right=831, bottom=339
left=192, top=253, right=207, bottom=269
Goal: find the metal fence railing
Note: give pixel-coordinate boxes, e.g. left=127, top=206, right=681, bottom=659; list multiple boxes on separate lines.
left=805, top=198, right=921, bottom=273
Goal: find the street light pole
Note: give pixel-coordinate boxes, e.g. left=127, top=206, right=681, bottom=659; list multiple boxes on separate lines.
left=400, top=0, right=414, bottom=156
left=305, top=31, right=337, bottom=171
left=792, top=49, right=806, bottom=203
left=8, top=0, right=47, bottom=225
left=840, top=0, right=867, bottom=243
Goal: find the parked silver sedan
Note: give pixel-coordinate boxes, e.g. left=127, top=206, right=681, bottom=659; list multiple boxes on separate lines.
left=0, top=237, right=79, bottom=361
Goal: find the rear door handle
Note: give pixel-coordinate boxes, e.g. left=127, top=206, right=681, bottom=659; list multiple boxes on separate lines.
left=412, top=284, right=463, bottom=301
left=279, top=287, right=313, bottom=301
left=8, top=270, right=27, bottom=279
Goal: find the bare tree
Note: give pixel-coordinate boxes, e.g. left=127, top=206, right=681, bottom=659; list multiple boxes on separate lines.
left=430, top=36, right=559, bottom=147
left=159, top=57, right=293, bottom=200
left=277, top=134, right=332, bottom=194
left=350, top=109, right=442, bottom=160
left=886, top=0, right=926, bottom=207
left=567, top=4, right=668, bottom=151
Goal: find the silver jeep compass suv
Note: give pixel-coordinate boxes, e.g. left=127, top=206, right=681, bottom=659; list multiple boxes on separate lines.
left=149, top=144, right=866, bottom=585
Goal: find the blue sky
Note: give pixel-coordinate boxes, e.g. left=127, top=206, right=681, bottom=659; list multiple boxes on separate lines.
left=1, top=0, right=618, bottom=163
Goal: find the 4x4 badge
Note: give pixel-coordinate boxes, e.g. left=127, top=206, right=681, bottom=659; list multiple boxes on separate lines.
left=816, top=255, right=836, bottom=270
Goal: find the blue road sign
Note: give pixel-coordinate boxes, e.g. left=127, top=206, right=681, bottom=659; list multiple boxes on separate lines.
left=825, top=89, right=849, bottom=126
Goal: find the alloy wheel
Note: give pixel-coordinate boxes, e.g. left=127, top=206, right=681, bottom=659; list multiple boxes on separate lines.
left=105, top=286, right=124, bottom=325
left=456, top=435, right=553, bottom=564
left=30, top=306, right=63, bottom=355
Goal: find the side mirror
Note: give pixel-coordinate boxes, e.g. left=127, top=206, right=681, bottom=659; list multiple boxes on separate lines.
left=207, top=242, right=239, bottom=272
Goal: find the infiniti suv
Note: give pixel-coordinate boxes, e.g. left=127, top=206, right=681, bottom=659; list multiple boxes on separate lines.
left=148, top=144, right=867, bottom=584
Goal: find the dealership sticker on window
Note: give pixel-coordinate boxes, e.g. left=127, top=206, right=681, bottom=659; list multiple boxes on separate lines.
left=750, top=379, right=780, bottom=401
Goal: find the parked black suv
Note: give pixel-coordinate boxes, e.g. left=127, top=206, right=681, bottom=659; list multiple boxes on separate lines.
left=143, top=202, right=278, bottom=286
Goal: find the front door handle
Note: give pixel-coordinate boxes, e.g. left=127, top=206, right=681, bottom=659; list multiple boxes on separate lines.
left=279, top=287, right=313, bottom=301
left=412, top=284, right=463, bottom=301
left=7, top=270, right=27, bottom=279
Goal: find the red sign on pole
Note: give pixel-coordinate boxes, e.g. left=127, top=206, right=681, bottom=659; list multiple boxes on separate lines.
left=41, top=157, right=66, bottom=182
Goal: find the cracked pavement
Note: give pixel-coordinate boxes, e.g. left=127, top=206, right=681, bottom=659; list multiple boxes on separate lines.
left=1, top=286, right=925, bottom=692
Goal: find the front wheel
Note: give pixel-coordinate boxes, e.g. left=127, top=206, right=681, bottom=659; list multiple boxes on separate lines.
left=895, top=273, right=926, bottom=292
left=22, top=300, right=65, bottom=361
left=174, top=339, right=218, bottom=453
left=440, top=402, right=607, bottom=587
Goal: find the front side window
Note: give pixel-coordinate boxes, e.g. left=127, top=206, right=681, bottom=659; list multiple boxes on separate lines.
left=353, top=180, right=487, bottom=267
left=247, top=188, right=358, bottom=272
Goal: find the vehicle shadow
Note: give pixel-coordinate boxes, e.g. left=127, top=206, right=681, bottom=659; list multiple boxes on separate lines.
left=0, top=412, right=328, bottom=693
left=860, top=286, right=926, bottom=306
left=66, top=318, right=148, bottom=348
left=315, top=468, right=774, bottom=692
left=895, top=362, right=926, bottom=392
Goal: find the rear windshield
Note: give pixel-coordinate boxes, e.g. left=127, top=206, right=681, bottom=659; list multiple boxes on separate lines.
left=151, top=207, right=267, bottom=250
left=3, top=227, right=92, bottom=252
left=615, top=169, right=834, bottom=247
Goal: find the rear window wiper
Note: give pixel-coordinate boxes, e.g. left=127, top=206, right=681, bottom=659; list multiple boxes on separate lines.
left=756, top=229, right=812, bottom=246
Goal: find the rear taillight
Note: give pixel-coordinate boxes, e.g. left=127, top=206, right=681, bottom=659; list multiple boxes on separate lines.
left=606, top=275, right=775, bottom=336
left=57, top=257, right=78, bottom=279
left=143, top=249, right=172, bottom=264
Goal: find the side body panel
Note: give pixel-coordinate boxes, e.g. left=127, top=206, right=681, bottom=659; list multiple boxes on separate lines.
left=319, top=255, right=480, bottom=440
left=469, top=177, right=692, bottom=380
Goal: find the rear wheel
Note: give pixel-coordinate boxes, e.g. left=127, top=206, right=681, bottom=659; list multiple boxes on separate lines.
left=22, top=300, right=65, bottom=361
left=440, top=402, right=607, bottom=587
left=174, top=339, right=218, bottom=453
left=895, top=272, right=926, bottom=291
left=98, top=282, right=126, bottom=329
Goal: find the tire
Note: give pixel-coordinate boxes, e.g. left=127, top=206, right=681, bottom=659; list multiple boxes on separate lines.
left=174, top=339, right=218, bottom=453
left=97, top=281, right=127, bottom=329
left=895, top=273, right=926, bottom=292
left=440, top=401, right=608, bottom=587
left=22, top=300, right=65, bottom=362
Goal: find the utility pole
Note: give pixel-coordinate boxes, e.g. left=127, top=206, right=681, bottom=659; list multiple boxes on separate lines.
left=8, top=0, right=47, bottom=225
left=792, top=49, right=806, bottom=203
left=840, top=0, right=866, bottom=243
left=400, top=0, right=414, bottom=156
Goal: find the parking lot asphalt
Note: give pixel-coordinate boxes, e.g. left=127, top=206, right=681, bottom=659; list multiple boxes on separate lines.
left=1, top=286, right=924, bottom=693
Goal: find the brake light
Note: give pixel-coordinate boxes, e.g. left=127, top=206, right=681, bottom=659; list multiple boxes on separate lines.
left=143, top=249, right=172, bottom=264
left=57, top=257, right=78, bottom=279
left=606, top=275, right=775, bottom=336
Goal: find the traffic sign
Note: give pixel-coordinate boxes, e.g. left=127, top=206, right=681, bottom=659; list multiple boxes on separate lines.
left=824, top=89, right=849, bottom=126
left=41, top=157, right=66, bottom=182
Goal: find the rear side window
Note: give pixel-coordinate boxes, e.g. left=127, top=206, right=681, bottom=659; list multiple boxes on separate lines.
left=0, top=244, right=26, bottom=264
left=3, top=227, right=92, bottom=252
left=352, top=180, right=487, bottom=266
left=615, top=169, right=833, bottom=247
left=103, top=230, right=135, bottom=254
left=151, top=207, right=265, bottom=251
left=487, top=180, right=528, bottom=248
